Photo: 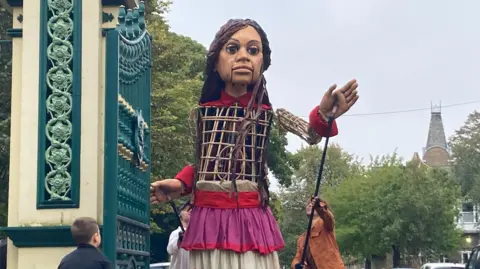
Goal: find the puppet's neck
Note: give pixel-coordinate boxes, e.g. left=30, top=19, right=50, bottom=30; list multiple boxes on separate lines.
left=225, top=82, right=247, bottom=98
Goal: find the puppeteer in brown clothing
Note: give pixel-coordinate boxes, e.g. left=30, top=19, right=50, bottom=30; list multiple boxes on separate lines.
left=291, top=198, right=345, bottom=269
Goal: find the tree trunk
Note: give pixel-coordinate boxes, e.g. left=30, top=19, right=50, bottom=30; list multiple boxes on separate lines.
left=365, top=256, right=372, bottom=269
left=392, top=245, right=401, bottom=267
left=0, top=1, right=13, bottom=15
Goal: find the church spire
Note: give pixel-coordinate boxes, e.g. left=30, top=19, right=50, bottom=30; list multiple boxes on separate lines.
left=425, top=102, right=448, bottom=150
left=422, top=101, right=450, bottom=167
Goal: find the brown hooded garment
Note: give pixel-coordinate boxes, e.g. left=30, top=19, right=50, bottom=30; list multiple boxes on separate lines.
left=291, top=204, right=345, bottom=269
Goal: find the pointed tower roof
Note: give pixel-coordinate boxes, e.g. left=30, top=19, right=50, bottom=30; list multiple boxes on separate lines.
left=422, top=102, right=450, bottom=167
left=410, top=152, right=429, bottom=167
left=425, top=102, right=448, bottom=150
left=411, top=152, right=423, bottom=163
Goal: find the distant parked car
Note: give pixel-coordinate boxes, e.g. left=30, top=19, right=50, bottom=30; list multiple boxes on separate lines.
left=420, top=262, right=465, bottom=269
left=150, top=262, right=170, bottom=269
left=466, top=243, right=480, bottom=269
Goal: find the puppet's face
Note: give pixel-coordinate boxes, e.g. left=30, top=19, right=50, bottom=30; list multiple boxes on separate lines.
left=216, top=26, right=263, bottom=86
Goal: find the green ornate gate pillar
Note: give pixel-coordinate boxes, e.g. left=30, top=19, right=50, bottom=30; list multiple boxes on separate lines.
left=0, top=0, right=151, bottom=268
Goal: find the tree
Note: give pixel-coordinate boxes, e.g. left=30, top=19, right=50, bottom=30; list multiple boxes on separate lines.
left=324, top=154, right=462, bottom=267
left=449, top=111, right=480, bottom=199
left=269, top=192, right=283, bottom=223
left=277, top=179, right=310, bottom=267
left=289, top=143, right=363, bottom=190
left=145, top=3, right=206, bottom=248
left=266, top=119, right=298, bottom=187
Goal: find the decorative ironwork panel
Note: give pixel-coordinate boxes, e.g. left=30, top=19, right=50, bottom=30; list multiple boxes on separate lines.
left=37, top=0, right=82, bottom=208
left=103, top=2, right=152, bottom=268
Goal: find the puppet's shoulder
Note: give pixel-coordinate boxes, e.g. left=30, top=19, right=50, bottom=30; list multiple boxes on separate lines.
left=188, top=106, right=200, bottom=138
left=275, top=108, right=322, bottom=145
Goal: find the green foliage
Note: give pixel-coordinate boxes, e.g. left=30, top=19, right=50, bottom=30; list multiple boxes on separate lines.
left=327, top=154, right=462, bottom=260
left=449, top=111, right=480, bottom=199
left=267, top=119, right=298, bottom=187
left=147, top=7, right=205, bottom=180
left=269, top=192, right=284, bottom=223
left=290, top=143, right=363, bottom=189
left=144, top=0, right=172, bottom=24
left=277, top=179, right=309, bottom=267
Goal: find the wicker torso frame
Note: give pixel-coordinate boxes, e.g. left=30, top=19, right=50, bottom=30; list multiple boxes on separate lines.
left=193, top=104, right=273, bottom=183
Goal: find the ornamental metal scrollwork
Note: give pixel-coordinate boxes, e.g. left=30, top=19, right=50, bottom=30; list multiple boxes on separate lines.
left=134, top=110, right=146, bottom=166
left=102, top=12, right=114, bottom=24
left=127, top=256, right=137, bottom=269
left=44, top=0, right=74, bottom=201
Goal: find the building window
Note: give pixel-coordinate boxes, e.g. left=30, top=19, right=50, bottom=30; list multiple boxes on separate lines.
left=462, top=202, right=476, bottom=223
left=462, top=251, right=471, bottom=264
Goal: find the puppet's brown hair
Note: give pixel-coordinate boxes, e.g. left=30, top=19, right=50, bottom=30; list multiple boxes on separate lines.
left=199, top=19, right=272, bottom=105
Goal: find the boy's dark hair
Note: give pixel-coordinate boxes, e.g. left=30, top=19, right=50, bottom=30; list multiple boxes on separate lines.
left=179, top=201, right=192, bottom=212
left=71, top=217, right=99, bottom=245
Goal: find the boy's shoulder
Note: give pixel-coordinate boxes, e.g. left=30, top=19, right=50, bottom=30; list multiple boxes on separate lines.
left=59, top=248, right=78, bottom=262
left=59, top=246, right=110, bottom=266
left=58, top=249, right=78, bottom=269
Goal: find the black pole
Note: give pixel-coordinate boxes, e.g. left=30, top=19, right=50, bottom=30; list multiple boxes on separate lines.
left=298, top=113, right=335, bottom=269
left=169, top=200, right=185, bottom=233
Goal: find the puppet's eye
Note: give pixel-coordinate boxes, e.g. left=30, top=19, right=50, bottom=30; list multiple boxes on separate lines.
left=226, top=44, right=238, bottom=54
left=247, top=46, right=260, bottom=56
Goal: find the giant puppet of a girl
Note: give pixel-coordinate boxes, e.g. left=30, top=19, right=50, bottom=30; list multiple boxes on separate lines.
left=150, top=19, right=359, bottom=269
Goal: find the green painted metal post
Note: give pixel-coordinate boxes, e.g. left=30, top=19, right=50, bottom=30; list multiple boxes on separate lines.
left=103, top=3, right=152, bottom=267
left=103, top=29, right=120, bottom=263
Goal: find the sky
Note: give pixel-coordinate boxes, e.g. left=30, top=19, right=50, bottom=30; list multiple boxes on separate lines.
left=165, top=0, right=480, bottom=191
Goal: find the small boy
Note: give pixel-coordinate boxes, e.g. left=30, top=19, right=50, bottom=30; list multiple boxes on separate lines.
left=58, top=217, right=112, bottom=269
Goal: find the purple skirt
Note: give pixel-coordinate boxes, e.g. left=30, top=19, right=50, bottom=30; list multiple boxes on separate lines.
left=180, top=206, right=285, bottom=255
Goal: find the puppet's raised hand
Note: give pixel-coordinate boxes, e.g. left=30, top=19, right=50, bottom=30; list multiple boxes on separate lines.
left=319, top=79, right=359, bottom=120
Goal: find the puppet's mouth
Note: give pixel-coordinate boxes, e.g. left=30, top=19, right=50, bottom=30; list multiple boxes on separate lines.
left=232, top=65, right=253, bottom=72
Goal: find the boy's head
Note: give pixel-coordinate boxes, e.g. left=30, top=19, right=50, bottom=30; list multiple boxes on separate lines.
left=180, top=204, right=192, bottom=226
left=71, top=217, right=101, bottom=248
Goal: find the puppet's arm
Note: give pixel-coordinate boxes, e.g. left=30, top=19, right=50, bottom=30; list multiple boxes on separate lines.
left=149, top=165, right=194, bottom=205
left=275, top=106, right=338, bottom=145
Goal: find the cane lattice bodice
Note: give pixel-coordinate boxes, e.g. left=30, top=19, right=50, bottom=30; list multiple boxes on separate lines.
left=194, top=104, right=273, bottom=183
